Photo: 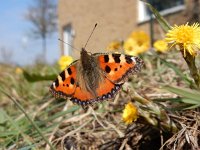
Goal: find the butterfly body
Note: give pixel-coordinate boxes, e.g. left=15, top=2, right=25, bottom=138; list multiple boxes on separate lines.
left=50, top=48, right=144, bottom=106
left=78, top=48, right=103, bottom=97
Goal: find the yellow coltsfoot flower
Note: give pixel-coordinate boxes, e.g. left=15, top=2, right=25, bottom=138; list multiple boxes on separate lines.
left=123, top=38, right=138, bottom=56
left=122, top=102, right=138, bottom=124
left=123, top=31, right=150, bottom=56
left=123, top=38, right=149, bottom=56
left=106, top=41, right=121, bottom=51
left=130, top=31, right=150, bottom=45
left=15, top=67, right=23, bottom=74
left=165, top=23, right=200, bottom=57
left=153, top=40, right=168, bottom=53
left=58, top=55, right=73, bottom=70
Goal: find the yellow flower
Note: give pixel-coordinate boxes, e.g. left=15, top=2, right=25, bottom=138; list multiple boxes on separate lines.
left=15, top=67, right=23, bottom=74
left=165, top=23, right=200, bottom=57
left=106, top=41, right=121, bottom=51
left=58, top=55, right=73, bottom=70
left=123, top=38, right=149, bottom=56
left=122, top=102, right=138, bottom=124
left=130, top=31, right=150, bottom=44
left=153, top=40, right=168, bottom=52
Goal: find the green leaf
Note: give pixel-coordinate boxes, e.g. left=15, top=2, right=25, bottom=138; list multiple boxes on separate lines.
left=181, top=98, right=200, bottom=104
left=0, top=131, right=19, bottom=137
left=0, top=109, right=7, bottom=131
left=18, top=144, right=37, bottom=150
left=143, top=1, right=171, bottom=32
left=183, top=104, right=200, bottom=109
left=153, top=97, right=183, bottom=102
left=163, top=86, right=200, bottom=105
left=23, top=70, right=57, bottom=82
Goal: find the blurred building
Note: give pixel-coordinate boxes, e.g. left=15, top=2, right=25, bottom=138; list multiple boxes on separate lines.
left=58, top=0, right=195, bottom=57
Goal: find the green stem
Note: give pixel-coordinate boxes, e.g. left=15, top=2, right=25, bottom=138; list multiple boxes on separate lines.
left=183, top=51, right=200, bottom=89
left=0, top=89, right=55, bottom=150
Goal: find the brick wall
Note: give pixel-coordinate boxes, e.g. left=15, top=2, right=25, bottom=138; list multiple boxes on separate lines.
left=58, top=0, right=193, bottom=58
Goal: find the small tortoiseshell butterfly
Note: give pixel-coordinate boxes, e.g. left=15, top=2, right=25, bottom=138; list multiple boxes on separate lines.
left=50, top=48, right=144, bottom=106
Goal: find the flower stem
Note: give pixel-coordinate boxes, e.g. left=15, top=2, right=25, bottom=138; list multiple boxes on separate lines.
left=183, top=51, right=200, bottom=89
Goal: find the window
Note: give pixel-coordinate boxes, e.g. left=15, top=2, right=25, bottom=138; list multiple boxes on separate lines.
left=138, top=0, right=185, bottom=23
left=63, top=24, right=74, bottom=56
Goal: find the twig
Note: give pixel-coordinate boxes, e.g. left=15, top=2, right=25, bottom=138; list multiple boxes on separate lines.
left=119, top=138, right=128, bottom=150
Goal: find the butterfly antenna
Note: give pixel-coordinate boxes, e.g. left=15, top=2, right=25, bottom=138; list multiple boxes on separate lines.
left=58, top=38, right=80, bottom=52
left=84, top=23, right=97, bottom=49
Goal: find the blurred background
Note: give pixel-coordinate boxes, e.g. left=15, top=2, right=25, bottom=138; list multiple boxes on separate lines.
left=0, top=0, right=198, bottom=66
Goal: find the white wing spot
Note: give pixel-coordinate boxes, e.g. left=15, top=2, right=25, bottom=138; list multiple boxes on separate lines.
left=119, top=55, right=126, bottom=63
left=108, top=54, right=115, bottom=63
left=131, top=57, right=136, bottom=64
left=53, top=82, right=56, bottom=89
left=58, top=76, right=63, bottom=84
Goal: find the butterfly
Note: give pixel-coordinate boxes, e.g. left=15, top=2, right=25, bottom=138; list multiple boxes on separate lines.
left=50, top=48, right=144, bottom=107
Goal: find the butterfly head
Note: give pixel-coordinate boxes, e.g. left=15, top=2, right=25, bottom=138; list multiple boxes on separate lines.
left=80, top=48, right=89, bottom=56
left=80, top=48, right=97, bottom=69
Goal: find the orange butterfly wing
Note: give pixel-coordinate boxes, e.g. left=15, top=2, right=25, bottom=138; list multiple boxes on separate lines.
left=50, top=63, right=78, bottom=99
left=96, top=53, right=143, bottom=83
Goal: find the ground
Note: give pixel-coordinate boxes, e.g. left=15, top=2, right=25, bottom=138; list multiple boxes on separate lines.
left=0, top=50, right=199, bottom=150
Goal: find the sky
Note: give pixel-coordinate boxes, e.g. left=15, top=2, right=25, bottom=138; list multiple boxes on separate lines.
left=0, top=0, right=59, bottom=66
